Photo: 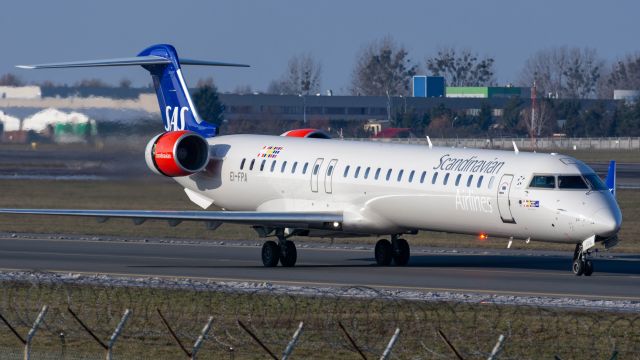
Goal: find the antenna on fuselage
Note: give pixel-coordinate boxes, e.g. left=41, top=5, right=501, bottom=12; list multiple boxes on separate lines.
left=426, top=136, right=433, bottom=149
left=512, top=141, right=519, bottom=154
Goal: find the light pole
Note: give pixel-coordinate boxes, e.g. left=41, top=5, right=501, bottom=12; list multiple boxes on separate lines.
left=298, top=94, right=307, bottom=125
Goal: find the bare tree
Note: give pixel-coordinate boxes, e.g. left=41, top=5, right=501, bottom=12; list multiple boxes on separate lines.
left=268, top=53, right=321, bottom=95
left=0, top=73, right=24, bottom=86
left=74, top=78, right=111, bottom=88
left=118, top=78, right=132, bottom=88
left=425, top=47, right=496, bottom=86
left=521, top=99, right=553, bottom=137
left=519, top=46, right=603, bottom=99
left=598, top=53, right=640, bottom=98
left=349, top=36, right=417, bottom=96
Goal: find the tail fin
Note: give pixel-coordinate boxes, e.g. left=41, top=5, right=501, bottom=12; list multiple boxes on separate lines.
left=605, top=160, right=616, bottom=197
left=17, top=44, right=248, bottom=137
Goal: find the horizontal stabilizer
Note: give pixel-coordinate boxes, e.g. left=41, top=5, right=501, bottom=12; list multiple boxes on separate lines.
left=17, top=56, right=171, bottom=69
left=17, top=56, right=249, bottom=69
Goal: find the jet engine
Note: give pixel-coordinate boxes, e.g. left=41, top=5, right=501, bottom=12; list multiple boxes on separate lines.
left=145, top=130, right=210, bottom=177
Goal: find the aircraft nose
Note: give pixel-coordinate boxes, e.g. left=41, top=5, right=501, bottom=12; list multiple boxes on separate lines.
left=591, top=207, right=622, bottom=237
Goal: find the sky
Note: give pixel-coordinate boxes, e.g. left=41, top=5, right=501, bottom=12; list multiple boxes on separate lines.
left=1, top=0, right=638, bottom=94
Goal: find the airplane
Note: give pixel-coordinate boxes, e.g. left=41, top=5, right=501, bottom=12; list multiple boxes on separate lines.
left=0, top=44, right=621, bottom=276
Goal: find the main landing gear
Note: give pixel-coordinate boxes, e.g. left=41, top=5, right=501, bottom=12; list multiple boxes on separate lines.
left=375, top=235, right=410, bottom=266
left=572, top=243, right=594, bottom=276
left=261, top=230, right=297, bottom=267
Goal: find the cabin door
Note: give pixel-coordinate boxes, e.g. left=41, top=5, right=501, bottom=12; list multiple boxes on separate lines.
left=497, top=174, right=516, bottom=223
left=310, top=158, right=324, bottom=192
left=324, top=159, right=338, bottom=194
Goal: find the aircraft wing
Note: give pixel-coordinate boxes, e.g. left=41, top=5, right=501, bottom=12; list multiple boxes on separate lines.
left=0, top=209, right=342, bottom=230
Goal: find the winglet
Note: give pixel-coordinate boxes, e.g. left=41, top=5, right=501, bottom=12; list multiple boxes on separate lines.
left=512, top=141, right=519, bottom=154
left=605, top=160, right=616, bottom=197
left=426, top=136, right=433, bottom=149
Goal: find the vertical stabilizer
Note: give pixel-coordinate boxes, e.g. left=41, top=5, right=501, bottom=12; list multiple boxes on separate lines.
left=138, top=44, right=216, bottom=137
left=605, top=160, right=616, bottom=197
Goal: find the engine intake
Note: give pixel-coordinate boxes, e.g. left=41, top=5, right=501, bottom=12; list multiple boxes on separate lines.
left=145, top=131, right=210, bottom=177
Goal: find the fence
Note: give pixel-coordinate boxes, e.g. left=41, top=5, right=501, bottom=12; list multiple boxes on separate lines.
left=347, top=137, right=640, bottom=151
left=0, top=272, right=637, bottom=359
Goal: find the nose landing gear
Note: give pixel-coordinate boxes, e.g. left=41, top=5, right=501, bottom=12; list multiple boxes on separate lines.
left=572, top=243, right=594, bottom=276
left=375, top=235, right=410, bottom=266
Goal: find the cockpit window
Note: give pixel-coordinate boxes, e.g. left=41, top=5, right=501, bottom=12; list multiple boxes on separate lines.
left=558, top=175, right=588, bottom=189
left=584, top=174, right=608, bottom=191
left=529, top=175, right=555, bottom=189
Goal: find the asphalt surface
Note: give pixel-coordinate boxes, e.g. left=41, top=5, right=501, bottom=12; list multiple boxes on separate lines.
left=1, top=235, right=639, bottom=301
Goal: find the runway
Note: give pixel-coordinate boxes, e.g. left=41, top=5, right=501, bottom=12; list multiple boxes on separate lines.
left=1, top=235, right=640, bottom=301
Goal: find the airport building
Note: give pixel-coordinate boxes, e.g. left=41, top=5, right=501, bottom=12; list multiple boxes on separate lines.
left=0, top=84, right=625, bottom=142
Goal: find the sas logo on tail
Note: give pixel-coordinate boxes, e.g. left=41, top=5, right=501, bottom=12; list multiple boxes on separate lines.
left=164, top=106, right=190, bottom=131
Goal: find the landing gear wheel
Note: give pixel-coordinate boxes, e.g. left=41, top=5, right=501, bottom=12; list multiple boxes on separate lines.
left=572, top=259, right=584, bottom=276
left=583, top=260, right=594, bottom=276
left=279, top=241, right=297, bottom=267
left=375, top=239, right=393, bottom=266
left=392, top=238, right=410, bottom=266
left=261, top=241, right=280, bottom=267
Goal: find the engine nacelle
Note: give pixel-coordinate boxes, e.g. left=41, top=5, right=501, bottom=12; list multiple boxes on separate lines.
left=145, top=131, right=210, bottom=177
left=281, top=128, right=331, bottom=139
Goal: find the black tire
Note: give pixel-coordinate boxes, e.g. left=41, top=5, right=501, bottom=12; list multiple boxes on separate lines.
left=280, top=241, right=297, bottom=267
left=583, top=260, right=594, bottom=276
left=392, top=238, right=410, bottom=266
left=261, top=241, right=280, bottom=267
left=572, top=259, right=584, bottom=276
left=375, top=239, right=392, bottom=266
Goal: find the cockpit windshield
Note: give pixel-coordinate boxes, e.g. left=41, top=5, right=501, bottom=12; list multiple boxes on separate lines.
left=529, top=175, right=555, bottom=188
left=528, top=173, right=608, bottom=191
left=557, top=176, right=588, bottom=189
left=583, top=174, right=609, bottom=191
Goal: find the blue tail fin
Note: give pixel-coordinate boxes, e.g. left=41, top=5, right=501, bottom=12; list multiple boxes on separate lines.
left=16, top=44, right=249, bottom=138
left=138, top=44, right=215, bottom=137
left=605, top=160, right=616, bottom=197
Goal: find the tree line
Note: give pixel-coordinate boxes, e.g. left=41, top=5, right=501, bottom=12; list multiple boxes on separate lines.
left=264, top=36, right=640, bottom=100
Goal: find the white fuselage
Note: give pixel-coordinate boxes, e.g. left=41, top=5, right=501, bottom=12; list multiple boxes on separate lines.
left=174, top=135, right=622, bottom=244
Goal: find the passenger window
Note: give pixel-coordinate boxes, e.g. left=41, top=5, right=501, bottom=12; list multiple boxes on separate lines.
left=420, top=171, right=426, bottom=183
left=313, top=163, right=320, bottom=175
left=488, top=176, right=495, bottom=189
left=327, top=165, right=334, bottom=176
left=354, top=166, right=361, bottom=178
left=397, top=169, right=404, bottom=182
left=432, top=172, right=438, bottom=184
left=466, top=174, right=473, bottom=187
left=443, top=173, right=450, bottom=185
left=455, top=174, right=461, bottom=186
left=386, top=169, right=392, bottom=181
left=375, top=168, right=381, bottom=180
left=260, top=159, right=266, bottom=171
left=558, top=175, right=588, bottom=189
left=240, top=158, right=246, bottom=170
left=270, top=160, right=276, bottom=172
left=249, top=159, right=255, bottom=170
left=364, top=167, right=371, bottom=179
left=302, top=162, right=309, bottom=174
left=281, top=161, right=287, bottom=173
left=408, top=170, right=415, bottom=182
left=529, top=175, right=555, bottom=189
left=477, top=175, right=483, bottom=188
left=343, top=165, right=350, bottom=177
left=291, top=162, right=298, bottom=174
